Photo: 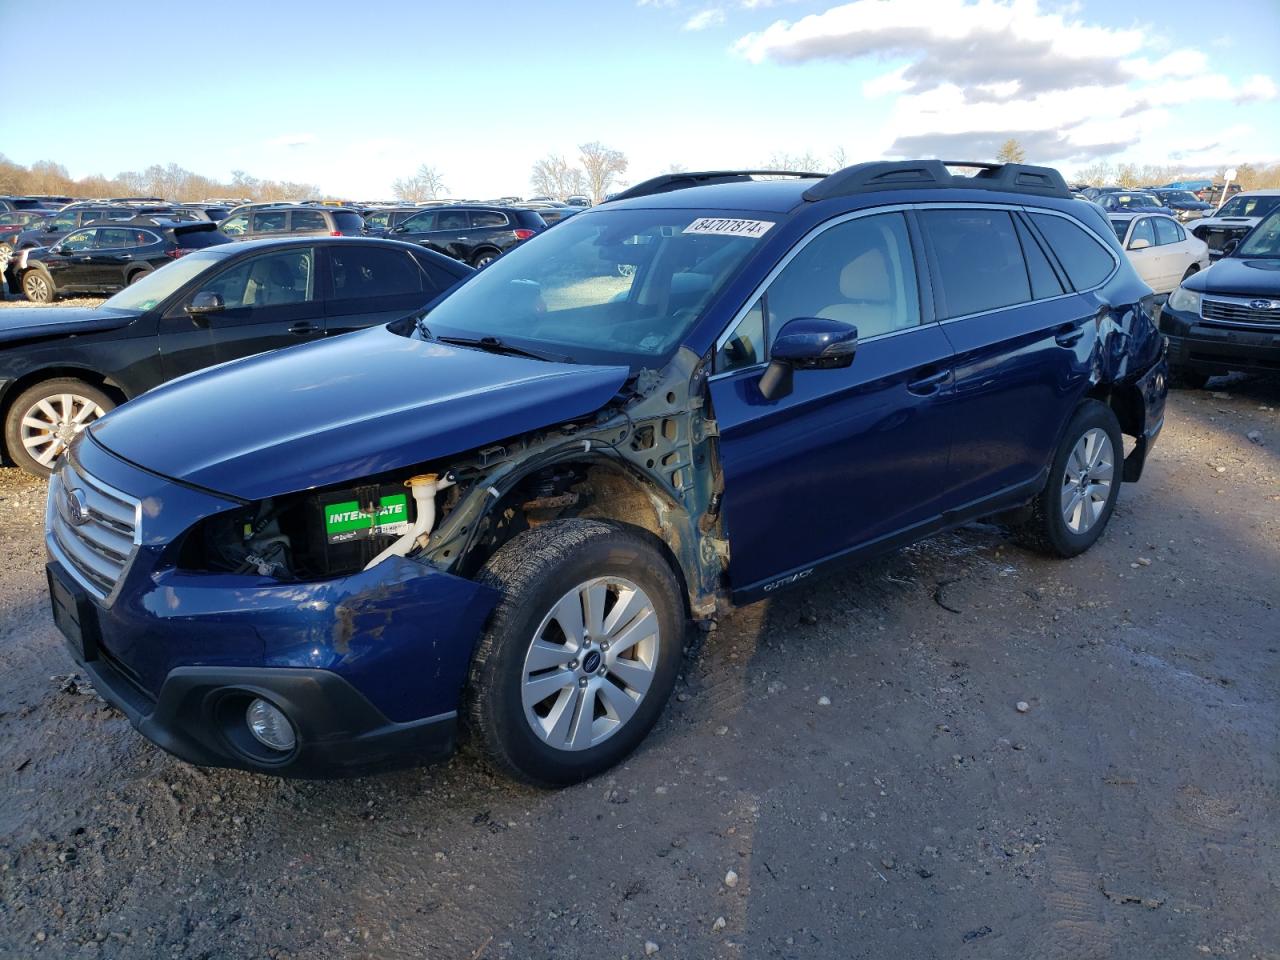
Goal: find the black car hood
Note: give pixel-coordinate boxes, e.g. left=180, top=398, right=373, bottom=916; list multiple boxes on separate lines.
left=0, top=307, right=139, bottom=346
left=90, top=324, right=630, bottom=501
left=1185, top=258, right=1280, bottom=298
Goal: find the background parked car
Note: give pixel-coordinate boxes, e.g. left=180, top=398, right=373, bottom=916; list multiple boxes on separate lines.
left=1197, top=182, right=1242, bottom=205
left=176, top=203, right=234, bottom=222
left=0, top=211, right=56, bottom=257
left=1150, top=189, right=1214, bottom=222
left=219, top=205, right=365, bottom=240
left=11, top=203, right=141, bottom=252
left=1160, top=206, right=1280, bottom=388
left=1190, top=190, right=1280, bottom=259
left=1095, top=192, right=1173, bottom=216
left=388, top=204, right=546, bottom=267
left=0, top=236, right=472, bottom=474
left=1109, top=213, right=1209, bottom=294
left=0, top=196, right=58, bottom=214
left=7, top=218, right=234, bottom=302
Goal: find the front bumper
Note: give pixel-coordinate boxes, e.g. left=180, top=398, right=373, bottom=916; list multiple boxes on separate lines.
left=47, top=433, right=499, bottom=777
left=1160, top=306, right=1280, bottom=377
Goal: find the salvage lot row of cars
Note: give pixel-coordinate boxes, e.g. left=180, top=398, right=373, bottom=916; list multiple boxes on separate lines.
left=4, top=159, right=1278, bottom=787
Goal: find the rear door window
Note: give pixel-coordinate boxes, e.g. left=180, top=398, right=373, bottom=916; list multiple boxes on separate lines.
left=329, top=245, right=430, bottom=306
left=95, top=228, right=146, bottom=249
left=436, top=210, right=469, bottom=231
left=1028, top=213, right=1117, bottom=290
left=290, top=210, right=327, bottom=233
left=251, top=210, right=288, bottom=234
left=921, top=209, right=1030, bottom=318
left=1154, top=217, right=1181, bottom=246
left=470, top=211, right=509, bottom=228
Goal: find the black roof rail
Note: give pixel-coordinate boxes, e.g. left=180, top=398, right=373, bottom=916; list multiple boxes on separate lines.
left=803, top=160, right=1072, bottom=202
left=606, top=169, right=826, bottom=203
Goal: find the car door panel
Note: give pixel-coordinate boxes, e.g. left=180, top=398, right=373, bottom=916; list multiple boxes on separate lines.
left=711, top=324, right=955, bottom=595
left=157, top=247, right=325, bottom=379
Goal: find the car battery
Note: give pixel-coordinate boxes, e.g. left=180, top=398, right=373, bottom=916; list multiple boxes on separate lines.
left=304, top=482, right=414, bottom=576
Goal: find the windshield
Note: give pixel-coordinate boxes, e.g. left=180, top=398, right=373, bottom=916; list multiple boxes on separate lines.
left=417, top=207, right=772, bottom=367
left=1236, top=211, right=1280, bottom=258
left=101, top=248, right=232, bottom=312
left=1216, top=195, right=1280, bottom=219
left=1111, top=193, right=1162, bottom=209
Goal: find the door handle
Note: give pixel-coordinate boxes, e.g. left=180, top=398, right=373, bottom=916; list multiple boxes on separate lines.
left=288, top=321, right=321, bottom=335
left=455, top=236, right=469, bottom=242
left=119, top=254, right=132, bottom=261
left=1054, top=323, right=1085, bottom=347
left=906, top=367, right=950, bottom=395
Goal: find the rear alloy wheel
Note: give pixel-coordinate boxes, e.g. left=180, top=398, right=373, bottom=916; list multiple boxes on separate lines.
left=127, top=269, right=150, bottom=285
left=22, top=269, right=54, bottom=303
left=466, top=518, right=684, bottom=786
left=1012, top=400, right=1122, bottom=558
left=3, top=379, right=115, bottom=476
left=472, top=250, right=499, bottom=269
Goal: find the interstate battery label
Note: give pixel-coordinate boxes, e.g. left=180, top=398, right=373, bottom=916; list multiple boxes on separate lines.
left=324, top=494, right=409, bottom=543
left=683, top=217, right=775, bottom=239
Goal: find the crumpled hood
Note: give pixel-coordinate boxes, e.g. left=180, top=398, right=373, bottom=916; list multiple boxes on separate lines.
left=0, top=307, right=139, bottom=345
left=1185, top=257, right=1280, bottom=298
left=90, top=324, right=629, bottom=500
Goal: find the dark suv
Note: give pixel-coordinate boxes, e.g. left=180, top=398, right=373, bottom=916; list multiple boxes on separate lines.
left=44, top=161, right=1167, bottom=785
left=388, top=204, right=546, bottom=267
left=1161, top=207, right=1280, bottom=386
left=6, top=218, right=233, bottom=302
left=360, top=206, right=424, bottom=236
left=219, top=206, right=365, bottom=241
left=11, top=203, right=147, bottom=252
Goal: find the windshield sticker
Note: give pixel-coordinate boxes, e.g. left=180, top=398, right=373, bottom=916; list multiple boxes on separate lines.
left=683, top=218, right=775, bottom=239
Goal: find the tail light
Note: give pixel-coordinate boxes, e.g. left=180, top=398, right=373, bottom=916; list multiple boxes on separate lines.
left=166, top=247, right=192, bottom=259
left=331, top=230, right=344, bottom=236
left=513, top=228, right=535, bottom=240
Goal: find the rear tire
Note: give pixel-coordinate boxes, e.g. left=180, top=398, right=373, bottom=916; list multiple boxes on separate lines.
left=465, top=519, right=684, bottom=786
left=21, top=269, right=55, bottom=303
left=3, top=378, right=115, bottom=476
left=1012, top=400, right=1122, bottom=558
left=126, top=268, right=150, bottom=285
left=1169, top=366, right=1209, bottom=390
left=471, top=249, right=499, bottom=269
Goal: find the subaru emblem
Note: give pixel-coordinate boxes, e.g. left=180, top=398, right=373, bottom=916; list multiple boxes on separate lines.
left=64, top=487, right=89, bottom=526
left=1250, top=299, right=1277, bottom=311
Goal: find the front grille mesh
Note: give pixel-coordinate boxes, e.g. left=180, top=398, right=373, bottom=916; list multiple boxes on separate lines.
left=47, top=455, right=140, bottom=601
left=1201, top=297, right=1280, bottom=329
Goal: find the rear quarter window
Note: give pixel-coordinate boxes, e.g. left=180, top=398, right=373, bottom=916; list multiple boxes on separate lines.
left=331, top=211, right=365, bottom=234
left=470, top=211, right=509, bottom=228
left=1028, top=213, right=1117, bottom=290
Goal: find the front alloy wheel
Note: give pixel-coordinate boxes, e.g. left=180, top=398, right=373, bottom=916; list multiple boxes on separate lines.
left=3, top=378, right=115, bottom=476
left=521, top=576, right=660, bottom=751
left=466, top=518, right=683, bottom=786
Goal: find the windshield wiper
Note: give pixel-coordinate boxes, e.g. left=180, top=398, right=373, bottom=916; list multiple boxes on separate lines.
left=436, top=335, right=571, bottom=363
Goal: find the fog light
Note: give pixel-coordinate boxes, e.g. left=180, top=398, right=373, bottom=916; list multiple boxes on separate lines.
left=246, top=698, right=296, bottom=752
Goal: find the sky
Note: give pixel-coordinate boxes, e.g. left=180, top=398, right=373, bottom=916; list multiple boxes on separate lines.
left=0, top=0, right=1277, bottom=198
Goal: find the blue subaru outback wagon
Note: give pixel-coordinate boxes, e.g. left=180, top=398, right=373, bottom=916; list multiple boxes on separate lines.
left=45, top=161, right=1168, bottom=785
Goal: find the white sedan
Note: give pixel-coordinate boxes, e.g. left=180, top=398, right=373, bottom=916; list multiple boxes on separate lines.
left=1110, top=213, right=1210, bottom=294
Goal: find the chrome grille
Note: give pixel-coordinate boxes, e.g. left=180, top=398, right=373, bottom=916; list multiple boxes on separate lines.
left=1200, top=296, right=1280, bottom=329
left=46, top=454, right=140, bottom=602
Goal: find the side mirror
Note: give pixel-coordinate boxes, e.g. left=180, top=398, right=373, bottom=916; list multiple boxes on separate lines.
left=758, top=317, right=858, bottom=401
left=392, top=224, right=407, bottom=233
left=49, top=245, right=64, bottom=255
left=1129, top=237, right=1151, bottom=250
left=185, top=290, right=225, bottom=317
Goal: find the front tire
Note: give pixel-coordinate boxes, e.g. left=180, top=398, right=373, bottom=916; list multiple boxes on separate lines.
left=1012, top=400, right=1122, bottom=558
left=22, top=269, right=55, bottom=303
left=3, top=378, right=115, bottom=476
left=465, top=519, right=684, bottom=786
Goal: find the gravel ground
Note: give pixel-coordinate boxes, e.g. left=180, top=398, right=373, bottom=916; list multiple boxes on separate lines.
left=0, top=371, right=1277, bottom=959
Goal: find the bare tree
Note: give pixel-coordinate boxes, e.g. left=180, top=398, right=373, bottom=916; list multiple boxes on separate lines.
left=1072, top=161, right=1116, bottom=187
left=530, top=155, right=585, bottom=200
left=392, top=164, right=448, bottom=202
left=763, top=151, right=825, bottom=172
left=995, top=138, right=1026, bottom=164
left=578, top=142, right=628, bottom=204
left=829, top=147, right=848, bottom=170
left=665, top=162, right=689, bottom=174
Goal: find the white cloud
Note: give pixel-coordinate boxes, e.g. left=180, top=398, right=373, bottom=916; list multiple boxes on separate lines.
left=267, top=133, right=317, bottom=149
left=684, top=7, right=726, bottom=30
left=733, top=0, right=1278, bottom=165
